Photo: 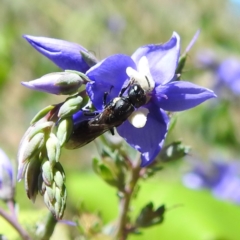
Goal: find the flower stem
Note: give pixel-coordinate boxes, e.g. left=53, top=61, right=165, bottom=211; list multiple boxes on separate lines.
left=115, top=154, right=141, bottom=240
left=36, top=212, right=57, bottom=240
left=0, top=206, right=32, bottom=240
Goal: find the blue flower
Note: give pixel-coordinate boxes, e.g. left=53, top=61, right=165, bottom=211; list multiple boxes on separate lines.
left=84, top=32, right=216, bottom=166
left=0, top=148, right=14, bottom=201
left=183, top=160, right=240, bottom=204
left=196, top=50, right=240, bottom=96
left=24, top=33, right=216, bottom=167
left=216, top=58, right=240, bottom=95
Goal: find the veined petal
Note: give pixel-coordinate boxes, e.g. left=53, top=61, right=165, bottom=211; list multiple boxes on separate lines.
left=131, top=32, right=180, bottom=86
left=117, top=103, right=169, bottom=167
left=86, top=54, right=136, bottom=110
left=154, top=81, right=217, bottom=112
left=23, top=35, right=90, bottom=72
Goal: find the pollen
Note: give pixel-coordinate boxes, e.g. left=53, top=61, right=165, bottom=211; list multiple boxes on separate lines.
left=128, top=107, right=149, bottom=128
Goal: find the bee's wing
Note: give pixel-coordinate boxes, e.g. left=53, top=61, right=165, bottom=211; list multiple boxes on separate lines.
left=64, top=120, right=110, bottom=149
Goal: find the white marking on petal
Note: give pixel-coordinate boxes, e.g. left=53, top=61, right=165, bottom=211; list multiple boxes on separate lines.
left=126, top=57, right=155, bottom=94
left=128, top=107, right=149, bottom=128
left=138, top=56, right=155, bottom=91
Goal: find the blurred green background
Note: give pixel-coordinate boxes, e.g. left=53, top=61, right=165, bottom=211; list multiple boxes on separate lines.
left=1, top=0, right=240, bottom=239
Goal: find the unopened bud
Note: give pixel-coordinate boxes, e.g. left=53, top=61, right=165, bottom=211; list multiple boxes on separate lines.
left=58, top=95, right=83, bottom=119
left=42, top=161, right=53, bottom=186
left=46, top=133, right=61, bottom=166
left=21, top=72, right=83, bottom=95
left=56, top=118, right=73, bottom=146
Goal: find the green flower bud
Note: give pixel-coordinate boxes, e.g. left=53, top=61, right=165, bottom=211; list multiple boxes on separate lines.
left=46, top=184, right=56, bottom=203
left=24, top=155, right=43, bottom=202
left=56, top=118, right=73, bottom=146
left=28, top=121, right=54, bottom=140
left=22, top=132, right=45, bottom=163
left=42, top=161, right=53, bottom=186
left=21, top=72, right=84, bottom=95
left=44, top=191, right=55, bottom=214
left=54, top=170, right=64, bottom=189
left=30, top=105, right=55, bottom=124
left=46, top=133, right=61, bottom=166
left=58, top=95, right=83, bottom=119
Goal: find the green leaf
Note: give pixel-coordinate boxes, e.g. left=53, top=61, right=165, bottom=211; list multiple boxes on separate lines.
left=135, top=202, right=165, bottom=228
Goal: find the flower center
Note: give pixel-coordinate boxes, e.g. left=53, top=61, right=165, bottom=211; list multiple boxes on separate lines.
left=125, top=57, right=154, bottom=128
left=126, top=56, right=155, bottom=95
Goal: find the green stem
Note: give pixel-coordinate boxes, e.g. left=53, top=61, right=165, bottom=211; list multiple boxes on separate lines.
left=0, top=206, right=32, bottom=240
left=36, top=212, right=57, bottom=240
left=115, top=154, right=141, bottom=240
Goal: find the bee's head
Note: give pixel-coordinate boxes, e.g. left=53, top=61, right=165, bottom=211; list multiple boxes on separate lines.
left=128, top=84, right=147, bottom=108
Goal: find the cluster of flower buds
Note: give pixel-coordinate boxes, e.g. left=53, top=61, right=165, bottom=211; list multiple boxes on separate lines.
left=17, top=76, right=89, bottom=218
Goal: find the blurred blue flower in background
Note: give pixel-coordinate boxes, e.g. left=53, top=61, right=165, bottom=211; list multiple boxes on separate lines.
left=217, top=58, right=240, bottom=95
left=0, top=148, right=14, bottom=201
left=183, top=160, right=240, bottom=204
left=196, top=50, right=240, bottom=96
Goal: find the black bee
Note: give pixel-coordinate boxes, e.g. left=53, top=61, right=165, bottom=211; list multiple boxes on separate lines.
left=65, top=81, right=147, bottom=149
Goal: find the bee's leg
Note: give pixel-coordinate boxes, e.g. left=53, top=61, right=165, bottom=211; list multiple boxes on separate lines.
left=83, top=111, right=99, bottom=116
left=103, top=85, right=114, bottom=106
left=119, top=78, right=135, bottom=97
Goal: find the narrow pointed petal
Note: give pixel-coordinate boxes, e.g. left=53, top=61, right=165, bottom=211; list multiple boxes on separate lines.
left=117, top=103, right=169, bottom=167
left=131, top=32, right=180, bottom=86
left=23, top=35, right=90, bottom=72
left=86, top=54, right=136, bottom=110
left=154, top=81, right=217, bottom=112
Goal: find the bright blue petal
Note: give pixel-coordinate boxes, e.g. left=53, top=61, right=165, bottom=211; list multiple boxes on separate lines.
left=117, top=103, right=169, bottom=167
left=86, top=54, right=136, bottom=110
left=23, top=35, right=90, bottom=72
left=154, top=81, right=217, bottom=111
left=131, top=32, right=180, bottom=86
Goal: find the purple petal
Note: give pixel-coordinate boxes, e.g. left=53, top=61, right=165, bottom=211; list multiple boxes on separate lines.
left=154, top=81, right=217, bottom=112
left=217, top=58, right=240, bottom=94
left=86, top=54, right=136, bottom=110
left=0, top=149, right=13, bottom=186
left=117, top=103, right=169, bottom=167
left=23, top=35, right=90, bottom=72
left=184, top=30, right=200, bottom=53
left=131, top=32, right=180, bottom=86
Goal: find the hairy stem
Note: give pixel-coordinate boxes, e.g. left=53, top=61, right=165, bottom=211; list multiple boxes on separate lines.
left=36, top=212, right=57, bottom=240
left=0, top=206, right=32, bottom=240
left=115, top=154, right=141, bottom=240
